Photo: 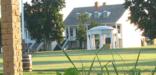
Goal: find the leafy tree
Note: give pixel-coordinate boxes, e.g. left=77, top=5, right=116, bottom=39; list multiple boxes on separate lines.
left=24, top=0, right=65, bottom=50
left=89, top=19, right=99, bottom=29
left=76, top=13, right=89, bottom=49
left=77, top=24, right=86, bottom=49
left=76, top=13, right=99, bottom=49
left=124, top=0, right=156, bottom=39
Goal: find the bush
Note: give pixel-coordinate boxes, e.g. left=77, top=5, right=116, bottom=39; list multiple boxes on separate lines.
left=64, top=68, right=80, bottom=75
left=129, top=68, right=141, bottom=75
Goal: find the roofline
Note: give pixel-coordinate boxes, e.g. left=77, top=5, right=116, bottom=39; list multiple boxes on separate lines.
left=65, top=22, right=117, bottom=27
left=73, top=4, right=124, bottom=9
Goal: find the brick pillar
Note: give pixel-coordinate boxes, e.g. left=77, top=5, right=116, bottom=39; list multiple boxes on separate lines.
left=1, top=0, right=23, bottom=75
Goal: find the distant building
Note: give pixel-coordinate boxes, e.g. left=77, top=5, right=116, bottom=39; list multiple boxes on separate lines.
left=63, top=2, right=143, bottom=50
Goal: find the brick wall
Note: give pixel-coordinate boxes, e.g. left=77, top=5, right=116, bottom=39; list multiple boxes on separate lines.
left=1, top=0, right=23, bottom=75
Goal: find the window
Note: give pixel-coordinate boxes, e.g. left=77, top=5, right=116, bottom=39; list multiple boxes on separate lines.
left=102, top=11, right=111, bottom=18
left=112, top=26, right=116, bottom=28
left=117, top=24, right=121, bottom=33
left=70, top=27, right=73, bottom=36
left=94, top=11, right=101, bottom=18
left=66, top=29, right=68, bottom=38
left=85, top=12, right=92, bottom=18
left=113, top=24, right=121, bottom=33
left=76, top=13, right=80, bottom=20
left=76, top=12, right=80, bottom=16
left=106, top=38, right=111, bottom=44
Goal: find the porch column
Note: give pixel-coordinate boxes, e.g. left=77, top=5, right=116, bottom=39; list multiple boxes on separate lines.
left=110, top=32, right=114, bottom=48
left=99, top=33, right=105, bottom=49
left=103, top=34, right=106, bottom=45
left=1, top=0, right=23, bottom=75
left=87, top=33, right=91, bottom=50
left=68, top=26, right=70, bottom=40
left=73, top=27, right=76, bottom=40
left=91, top=34, right=96, bottom=50
left=64, top=27, right=67, bottom=39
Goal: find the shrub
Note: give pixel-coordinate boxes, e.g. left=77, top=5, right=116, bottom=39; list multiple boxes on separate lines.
left=64, top=68, right=80, bottom=75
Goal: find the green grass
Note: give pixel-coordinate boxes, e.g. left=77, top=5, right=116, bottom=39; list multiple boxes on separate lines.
left=31, top=49, right=156, bottom=70
left=24, top=71, right=57, bottom=75
left=0, top=48, right=156, bottom=75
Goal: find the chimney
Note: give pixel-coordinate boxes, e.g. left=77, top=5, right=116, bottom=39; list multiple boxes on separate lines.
left=103, top=2, right=106, bottom=6
left=95, top=1, right=99, bottom=11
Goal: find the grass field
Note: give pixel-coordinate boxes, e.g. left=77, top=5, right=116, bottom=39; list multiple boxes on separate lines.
left=0, top=48, right=156, bottom=75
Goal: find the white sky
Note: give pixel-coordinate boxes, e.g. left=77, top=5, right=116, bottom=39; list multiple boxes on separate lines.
left=23, top=0, right=125, bottom=20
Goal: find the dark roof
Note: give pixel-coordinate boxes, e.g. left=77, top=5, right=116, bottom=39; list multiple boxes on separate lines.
left=64, top=4, right=126, bottom=26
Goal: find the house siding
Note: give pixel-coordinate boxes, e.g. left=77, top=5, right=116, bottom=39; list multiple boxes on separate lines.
left=117, top=10, right=142, bottom=48
left=121, top=22, right=142, bottom=48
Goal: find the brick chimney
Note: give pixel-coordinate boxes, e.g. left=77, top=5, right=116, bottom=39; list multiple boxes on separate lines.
left=103, top=2, right=106, bottom=6
left=95, top=1, right=99, bottom=11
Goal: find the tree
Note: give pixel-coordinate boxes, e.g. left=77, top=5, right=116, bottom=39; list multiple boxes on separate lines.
left=124, top=0, right=156, bottom=39
left=77, top=24, right=86, bottom=49
left=89, top=19, right=99, bottom=29
left=76, top=13, right=99, bottom=49
left=24, top=0, right=65, bottom=50
left=76, top=13, right=89, bottom=49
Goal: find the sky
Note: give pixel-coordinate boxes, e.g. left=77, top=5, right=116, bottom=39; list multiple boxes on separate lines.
left=23, top=0, right=125, bottom=20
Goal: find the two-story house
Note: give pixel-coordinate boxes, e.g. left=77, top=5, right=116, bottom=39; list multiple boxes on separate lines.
left=63, top=2, right=143, bottom=50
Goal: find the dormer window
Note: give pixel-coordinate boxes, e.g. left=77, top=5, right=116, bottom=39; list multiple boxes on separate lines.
left=94, top=11, right=101, bottom=18
left=88, top=13, right=92, bottom=18
left=85, top=12, right=92, bottom=18
left=76, top=12, right=80, bottom=19
left=102, top=11, right=111, bottom=18
left=107, top=11, right=111, bottom=16
left=76, top=12, right=80, bottom=16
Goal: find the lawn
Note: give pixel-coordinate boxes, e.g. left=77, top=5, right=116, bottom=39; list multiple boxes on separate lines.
left=0, top=47, right=156, bottom=75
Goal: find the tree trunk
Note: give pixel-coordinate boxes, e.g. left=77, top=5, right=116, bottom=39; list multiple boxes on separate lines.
left=43, top=39, right=51, bottom=50
left=79, top=40, right=82, bottom=49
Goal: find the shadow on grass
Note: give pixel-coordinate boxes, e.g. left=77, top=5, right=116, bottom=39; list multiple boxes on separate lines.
left=31, top=48, right=156, bottom=57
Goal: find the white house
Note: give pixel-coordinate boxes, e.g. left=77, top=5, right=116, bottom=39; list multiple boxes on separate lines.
left=64, top=2, right=143, bottom=50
